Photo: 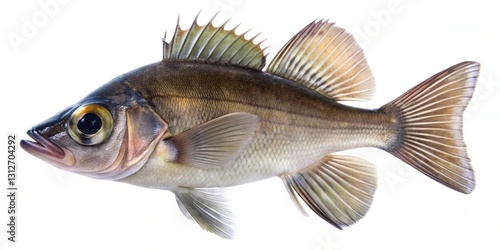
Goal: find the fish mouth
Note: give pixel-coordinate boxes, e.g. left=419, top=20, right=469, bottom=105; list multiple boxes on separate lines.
left=21, top=130, right=74, bottom=166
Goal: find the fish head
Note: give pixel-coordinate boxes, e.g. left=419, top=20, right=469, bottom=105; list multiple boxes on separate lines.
left=21, top=83, right=169, bottom=180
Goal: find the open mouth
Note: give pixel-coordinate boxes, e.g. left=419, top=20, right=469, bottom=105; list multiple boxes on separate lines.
left=20, top=130, right=65, bottom=160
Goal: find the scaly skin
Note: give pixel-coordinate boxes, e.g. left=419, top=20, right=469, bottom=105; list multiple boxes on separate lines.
left=116, top=61, right=398, bottom=189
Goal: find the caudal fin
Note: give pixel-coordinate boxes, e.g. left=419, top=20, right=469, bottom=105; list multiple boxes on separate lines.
left=382, top=61, right=479, bottom=194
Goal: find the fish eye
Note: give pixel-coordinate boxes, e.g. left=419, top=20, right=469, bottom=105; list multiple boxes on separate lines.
left=77, top=113, right=102, bottom=135
left=67, top=104, right=113, bottom=145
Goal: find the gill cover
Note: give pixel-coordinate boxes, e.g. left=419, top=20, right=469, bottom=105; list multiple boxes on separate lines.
left=89, top=105, right=169, bottom=181
left=124, top=106, right=169, bottom=166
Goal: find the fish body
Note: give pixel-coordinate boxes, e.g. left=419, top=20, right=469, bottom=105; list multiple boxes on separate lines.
left=118, top=61, right=392, bottom=189
left=21, top=15, right=478, bottom=239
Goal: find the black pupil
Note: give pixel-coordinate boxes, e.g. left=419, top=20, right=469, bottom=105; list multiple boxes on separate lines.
left=77, top=113, right=102, bottom=135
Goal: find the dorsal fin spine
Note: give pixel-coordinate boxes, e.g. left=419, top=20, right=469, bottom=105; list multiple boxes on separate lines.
left=211, top=24, right=241, bottom=62
left=196, top=25, right=219, bottom=59
left=163, top=14, right=266, bottom=70
left=241, top=40, right=266, bottom=68
left=228, top=30, right=258, bottom=63
left=207, top=19, right=234, bottom=61
left=223, top=27, right=249, bottom=60
left=242, top=48, right=260, bottom=68
left=177, top=16, right=200, bottom=59
left=170, top=16, right=183, bottom=59
left=184, top=11, right=206, bottom=59
left=199, top=22, right=227, bottom=61
left=181, top=12, right=211, bottom=59
left=189, top=14, right=218, bottom=59
left=227, top=31, right=254, bottom=64
left=187, top=23, right=210, bottom=59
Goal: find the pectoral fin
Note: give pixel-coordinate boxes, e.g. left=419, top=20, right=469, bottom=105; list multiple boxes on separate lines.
left=174, top=187, right=235, bottom=239
left=168, top=112, right=259, bottom=169
left=283, top=155, right=377, bottom=229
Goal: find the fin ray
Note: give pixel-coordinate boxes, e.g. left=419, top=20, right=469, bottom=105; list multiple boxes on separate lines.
left=282, top=176, right=309, bottom=216
left=268, top=20, right=375, bottom=101
left=169, top=112, right=258, bottom=169
left=383, top=61, right=479, bottom=193
left=164, top=14, right=266, bottom=70
left=174, top=187, right=235, bottom=239
left=283, top=155, right=377, bottom=229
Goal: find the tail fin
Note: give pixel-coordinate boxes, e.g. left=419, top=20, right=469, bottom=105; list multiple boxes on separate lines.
left=382, top=61, right=479, bottom=194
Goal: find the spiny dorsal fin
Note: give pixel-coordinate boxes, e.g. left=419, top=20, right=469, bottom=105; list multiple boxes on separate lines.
left=267, top=20, right=375, bottom=101
left=163, top=13, right=266, bottom=70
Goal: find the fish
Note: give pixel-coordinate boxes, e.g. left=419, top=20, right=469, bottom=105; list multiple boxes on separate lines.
left=20, top=14, right=479, bottom=239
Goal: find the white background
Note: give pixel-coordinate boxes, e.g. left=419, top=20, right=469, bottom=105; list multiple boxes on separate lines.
left=1, top=0, right=499, bottom=249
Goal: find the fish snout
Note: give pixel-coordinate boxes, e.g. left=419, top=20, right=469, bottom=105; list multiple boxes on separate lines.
left=21, top=129, right=76, bottom=168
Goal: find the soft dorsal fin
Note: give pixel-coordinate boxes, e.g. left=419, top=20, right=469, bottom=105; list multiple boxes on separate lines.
left=267, top=20, right=375, bottom=101
left=163, top=13, right=266, bottom=70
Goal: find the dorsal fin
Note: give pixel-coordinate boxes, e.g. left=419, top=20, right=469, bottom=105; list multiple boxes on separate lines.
left=267, top=20, right=375, bottom=101
left=163, top=13, right=266, bottom=70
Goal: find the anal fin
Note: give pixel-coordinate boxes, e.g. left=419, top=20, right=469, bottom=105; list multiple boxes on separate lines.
left=283, top=155, right=377, bottom=229
left=174, top=187, right=235, bottom=239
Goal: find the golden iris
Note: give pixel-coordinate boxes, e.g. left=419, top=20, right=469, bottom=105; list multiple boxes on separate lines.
left=67, top=104, right=113, bottom=145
